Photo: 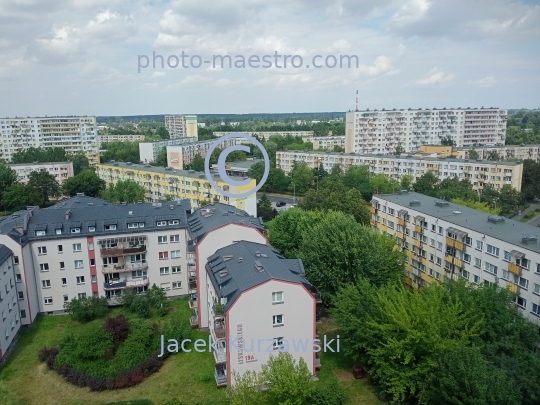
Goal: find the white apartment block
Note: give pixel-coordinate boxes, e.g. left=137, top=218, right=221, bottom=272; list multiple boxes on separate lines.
left=0, top=246, right=21, bottom=364
left=9, top=162, right=74, bottom=186
left=167, top=138, right=239, bottom=170
left=165, top=115, right=198, bottom=139
left=456, top=144, right=540, bottom=162
left=0, top=116, right=99, bottom=165
left=213, top=131, right=314, bottom=142
left=345, top=107, right=507, bottom=154
left=276, top=151, right=523, bottom=192
left=371, top=192, right=540, bottom=323
left=139, top=137, right=198, bottom=163
left=98, top=134, right=145, bottom=147
left=310, top=136, right=346, bottom=150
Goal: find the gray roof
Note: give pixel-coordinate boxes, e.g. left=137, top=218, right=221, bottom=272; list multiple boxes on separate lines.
left=456, top=144, right=540, bottom=150
left=99, top=161, right=248, bottom=181
left=23, top=196, right=191, bottom=241
left=0, top=244, right=13, bottom=265
left=210, top=159, right=263, bottom=171
left=206, top=241, right=312, bottom=311
left=188, top=203, right=264, bottom=241
left=375, top=192, right=540, bottom=254
left=8, top=161, right=72, bottom=167
left=0, top=210, right=30, bottom=245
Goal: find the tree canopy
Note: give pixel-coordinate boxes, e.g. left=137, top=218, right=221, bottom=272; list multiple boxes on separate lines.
left=100, top=179, right=146, bottom=203
left=62, top=170, right=106, bottom=197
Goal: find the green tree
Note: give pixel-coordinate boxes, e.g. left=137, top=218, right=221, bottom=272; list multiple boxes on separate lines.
left=413, top=171, right=439, bottom=196
left=68, top=153, right=90, bottom=175
left=63, top=296, right=108, bottom=322
left=155, top=147, right=168, bottom=167
left=189, top=154, right=205, bottom=172
left=479, top=184, right=500, bottom=208
left=62, top=170, right=106, bottom=197
left=226, top=150, right=247, bottom=162
left=330, top=163, right=343, bottom=177
left=257, top=193, right=273, bottom=220
left=289, top=162, right=313, bottom=194
left=266, top=167, right=290, bottom=193
left=101, top=179, right=146, bottom=203
left=11, top=146, right=66, bottom=163
left=468, top=148, right=480, bottom=160
left=521, top=159, right=540, bottom=200
left=451, top=198, right=501, bottom=214
left=370, top=174, right=400, bottom=195
left=1, top=184, right=43, bottom=210
left=342, top=165, right=371, bottom=199
left=436, top=178, right=478, bottom=201
left=0, top=163, right=17, bottom=202
left=261, top=352, right=314, bottom=405
left=498, top=184, right=521, bottom=215
left=156, top=126, right=169, bottom=139
left=228, top=370, right=266, bottom=405
left=394, top=145, right=405, bottom=155
left=486, top=150, right=500, bottom=161
left=247, top=161, right=265, bottom=185
left=400, top=174, right=414, bottom=190
left=102, top=141, right=141, bottom=163
left=27, top=170, right=60, bottom=201
left=441, top=136, right=456, bottom=147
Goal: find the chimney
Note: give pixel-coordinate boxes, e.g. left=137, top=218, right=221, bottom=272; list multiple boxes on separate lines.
left=65, top=210, right=71, bottom=220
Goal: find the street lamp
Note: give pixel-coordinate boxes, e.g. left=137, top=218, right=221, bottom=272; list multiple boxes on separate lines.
left=292, top=182, right=296, bottom=204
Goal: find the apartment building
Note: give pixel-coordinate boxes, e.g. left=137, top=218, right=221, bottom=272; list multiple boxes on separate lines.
left=276, top=151, right=523, bottom=191
left=9, top=162, right=74, bottom=185
left=99, top=134, right=145, bottom=147
left=187, top=204, right=267, bottom=330
left=0, top=116, right=99, bottom=165
left=166, top=138, right=239, bottom=170
left=139, top=137, right=198, bottom=164
left=165, top=115, right=198, bottom=139
left=213, top=131, right=314, bottom=142
left=205, top=241, right=321, bottom=386
left=0, top=245, right=21, bottom=364
left=96, top=162, right=257, bottom=216
left=345, top=107, right=507, bottom=154
left=310, top=136, right=346, bottom=150
left=371, top=192, right=540, bottom=323
left=455, top=144, right=540, bottom=162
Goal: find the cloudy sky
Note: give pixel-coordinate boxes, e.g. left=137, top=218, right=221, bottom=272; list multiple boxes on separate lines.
left=1, top=0, right=539, bottom=116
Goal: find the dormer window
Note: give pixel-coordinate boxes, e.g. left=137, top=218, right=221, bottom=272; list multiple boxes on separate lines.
left=105, top=224, right=117, bottom=231
left=35, top=231, right=46, bottom=236
left=88, top=226, right=95, bottom=232
left=55, top=229, right=62, bottom=235
left=168, top=219, right=179, bottom=225
left=157, top=221, right=166, bottom=227
left=139, top=223, right=145, bottom=228
left=71, top=228, right=81, bottom=233
left=127, top=223, right=138, bottom=229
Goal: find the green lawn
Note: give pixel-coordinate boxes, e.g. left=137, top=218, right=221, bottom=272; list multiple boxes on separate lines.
left=0, top=300, right=382, bottom=405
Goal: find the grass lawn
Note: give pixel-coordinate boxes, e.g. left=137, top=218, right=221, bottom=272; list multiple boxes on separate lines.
left=0, top=300, right=382, bottom=405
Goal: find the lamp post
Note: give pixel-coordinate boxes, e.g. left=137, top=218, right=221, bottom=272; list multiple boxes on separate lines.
left=292, top=182, right=296, bottom=204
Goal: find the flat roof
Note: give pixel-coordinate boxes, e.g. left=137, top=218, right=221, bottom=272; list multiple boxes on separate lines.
left=456, top=145, right=540, bottom=150
left=211, top=159, right=263, bottom=171
left=98, top=161, right=249, bottom=182
left=9, top=161, right=72, bottom=166
left=374, top=192, right=540, bottom=254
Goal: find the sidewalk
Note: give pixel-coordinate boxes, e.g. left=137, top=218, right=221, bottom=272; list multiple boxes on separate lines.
left=514, top=202, right=540, bottom=221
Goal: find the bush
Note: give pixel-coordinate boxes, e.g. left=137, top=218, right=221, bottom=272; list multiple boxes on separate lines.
left=104, top=315, right=131, bottom=346
left=310, top=379, right=346, bottom=405
left=64, top=296, right=108, bottom=322
left=131, top=295, right=151, bottom=318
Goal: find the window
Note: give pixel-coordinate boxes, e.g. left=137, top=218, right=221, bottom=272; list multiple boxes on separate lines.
left=168, top=220, right=179, bottom=225
left=90, top=258, right=95, bottom=266
left=160, top=267, right=170, bottom=275
left=13, top=256, right=19, bottom=265
left=533, top=303, right=540, bottom=316
left=171, top=250, right=181, bottom=259
left=38, top=246, right=47, bottom=255
left=73, top=243, right=82, bottom=252
left=435, top=272, right=441, bottom=280
left=476, top=240, right=483, bottom=251
left=273, top=315, right=284, bottom=326
left=436, top=257, right=442, bottom=266
left=132, top=270, right=147, bottom=278
left=534, top=283, right=540, bottom=295
left=272, top=337, right=284, bottom=350
left=172, top=281, right=182, bottom=289
left=160, top=282, right=171, bottom=291
left=36, top=231, right=46, bottom=236
left=504, top=251, right=511, bottom=261
left=514, top=296, right=526, bottom=308
left=157, top=221, right=167, bottom=227
left=89, top=226, right=95, bottom=232
left=63, top=295, right=69, bottom=302
left=58, top=245, right=63, bottom=253
left=130, top=254, right=146, bottom=262
left=20, top=309, right=26, bottom=318
left=461, top=269, right=469, bottom=279
left=486, top=244, right=499, bottom=257
left=44, top=297, right=53, bottom=305
left=158, top=236, right=167, bottom=244
left=15, top=274, right=21, bottom=282
left=74, top=260, right=83, bottom=268
left=172, top=266, right=181, bottom=273
left=56, top=229, right=62, bottom=235
left=464, top=237, right=472, bottom=246
left=484, top=261, right=498, bottom=275
left=170, top=234, right=180, bottom=243
left=537, top=263, right=540, bottom=274
left=437, top=242, right=442, bottom=251
left=438, top=226, right=443, bottom=235
left=138, top=222, right=145, bottom=228
left=78, top=293, right=86, bottom=299
left=91, top=275, right=97, bottom=283
left=18, top=291, right=24, bottom=300
left=388, top=221, right=394, bottom=230
left=127, top=223, right=139, bottom=229
left=159, top=252, right=169, bottom=260
left=42, top=279, right=51, bottom=288
left=517, top=258, right=530, bottom=269
left=59, top=261, right=65, bottom=270
left=88, top=243, right=94, bottom=251
left=272, top=291, right=284, bottom=303
left=62, top=278, right=67, bottom=286
left=76, top=276, right=85, bottom=284
left=40, top=263, right=49, bottom=271
left=428, top=268, right=434, bottom=276
left=474, top=258, right=481, bottom=268
left=430, top=238, right=435, bottom=247
left=519, top=277, right=529, bottom=289
left=473, top=275, right=480, bottom=284
left=71, top=228, right=81, bottom=233
left=105, top=224, right=116, bottom=230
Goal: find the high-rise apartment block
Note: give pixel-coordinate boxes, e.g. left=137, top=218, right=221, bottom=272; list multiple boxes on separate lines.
left=345, top=107, right=507, bottom=154
left=0, top=116, right=99, bottom=165
left=371, top=192, right=540, bottom=323
left=165, top=115, right=198, bottom=139
left=166, top=138, right=239, bottom=170
left=139, top=137, right=198, bottom=163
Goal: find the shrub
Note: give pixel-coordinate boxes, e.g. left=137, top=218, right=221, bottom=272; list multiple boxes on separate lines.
left=64, top=296, right=108, bottom=322
left=38, top=347, right=60, bottom=364
left=131, top=295, right=151, bottom=318
left=104, top=315, right=131, bottom=346
left=309, top=379, right=346, bottom=405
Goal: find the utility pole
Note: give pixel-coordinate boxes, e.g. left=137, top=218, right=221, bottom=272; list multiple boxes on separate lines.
left=293, top=183, right=296, bottom=204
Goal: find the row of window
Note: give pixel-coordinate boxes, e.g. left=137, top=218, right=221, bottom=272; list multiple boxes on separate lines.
left=35, top=219, right=180, bottom=236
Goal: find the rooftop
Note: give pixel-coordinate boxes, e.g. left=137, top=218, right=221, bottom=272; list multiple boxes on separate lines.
left=205, top=241, right=313, bottom=311
left=8, top=161, right=72, bottom=167
left=211, top=159, right=263, bottom=171
left=0, top=244, right=13, bottom=265
left=98, top=161, right=249, bottom=182
left=187, top=203, right=264, bottom=241
left=455, top=144, right=540, bottom=150
left=374, top=192, right=540, bottom=254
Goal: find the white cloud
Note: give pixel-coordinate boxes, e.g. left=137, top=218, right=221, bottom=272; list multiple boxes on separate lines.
left=469, top=76, right=497, bottom=87
left=415, top=68, right=455, bottom=85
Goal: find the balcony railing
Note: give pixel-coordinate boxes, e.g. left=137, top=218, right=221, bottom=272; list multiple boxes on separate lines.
left=213, top=320, right=226, bottom=339
left=190, top=315, right=198, bottom=328
left=101, top=245, right=147, bottom=257
left=214, top=348, right=227, bottom=363
left=104, top=276, right=149, bottom=290
left=215, top=370, right=227, bottom=387
left=189, top=280, right=197, bottom=293
left=102, top=261, right=148, bottom=274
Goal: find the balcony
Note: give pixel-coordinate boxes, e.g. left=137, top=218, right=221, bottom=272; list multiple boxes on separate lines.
left=414, top=225, right=422, bottom=234
left=215, top=369, right=228, bottom=387
left=101, top=244, right=147, bottom=258
left=315, top=353, right=321, bottom=369
left=190, top=310, right=198, bottom=329
left=398, top=218, right=405, bottom=227
left=212, top=319, right=226, bottom=339
left=104, top=276, right=149, bottom=290
left=102, top=261, right=148, bottom=274
left=508, top=262, right=521, bottom=276
left=506, top=282, right=518, bottom=294
left=370, top=206, right=377, bottom=214
left=189, top=295, right=197, bottom=309
left=189, top=280, right=197, bottom=294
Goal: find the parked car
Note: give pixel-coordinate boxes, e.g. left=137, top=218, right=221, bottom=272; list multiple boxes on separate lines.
left=276, top=201, right=286, bottom=207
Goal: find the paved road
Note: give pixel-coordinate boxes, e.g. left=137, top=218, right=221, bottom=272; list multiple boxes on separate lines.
left=256, top=193, right=296, bottom=205
left=514, top=201, right=540, bottom=221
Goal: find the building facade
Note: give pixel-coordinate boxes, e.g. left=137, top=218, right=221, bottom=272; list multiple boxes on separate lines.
left=139, top=137, right=198, bottom=164
left=371, top=192, right=540, bottom=323
left=345, top=108, right=507, bottom=154
left=0, top=245, right=21, bottom=363
left=310, top=136, right=346, bottom=150
left=165, top=115, right=198, bottom=139
left=9, top=162, right=74, bottom=185
left=96, top=162, right=257, bottom=216
left=213, top=131, right=314, bottom=142
left=0, top=116, right=99, bottom=165
left=98, top=134, right=145, bottom=147
left=455, top=144, right=540, bottom=162
left=276, top=151, right=523, bottom=192
left=166, top=138, right=239, bottom=170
